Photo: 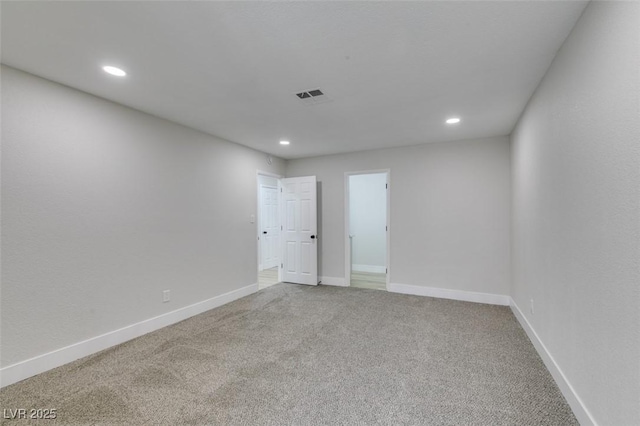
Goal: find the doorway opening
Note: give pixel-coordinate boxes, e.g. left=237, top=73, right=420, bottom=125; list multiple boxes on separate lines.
left=345, top=170, right=390, bottom=290
left=257, top=172, right=282, bottom=290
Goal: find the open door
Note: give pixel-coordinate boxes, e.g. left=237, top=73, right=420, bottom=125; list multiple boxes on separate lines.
left=281, top=176, right=318, bottom=286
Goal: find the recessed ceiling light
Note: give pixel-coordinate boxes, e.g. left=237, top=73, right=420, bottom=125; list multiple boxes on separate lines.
left=280, top=140, right=290, bottom=145
left=102, top=66, right=126, bottom=77
left=446, top=117, right=461, bottom=124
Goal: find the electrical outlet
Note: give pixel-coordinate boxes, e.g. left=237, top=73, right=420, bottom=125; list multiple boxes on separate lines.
left=163, top=290, right=170, bottom=303
left=530, top=298, right=534, bottom=315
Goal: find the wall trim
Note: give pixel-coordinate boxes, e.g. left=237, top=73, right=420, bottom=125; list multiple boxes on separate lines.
left=352, top=264, right=386, bottom=274
left=319, top=276, right=348, bottom=287
left=388, top=282, right=510, bottom=306
left=0, top=283, right=258, bottom=389
left=510, top=299, right=597, bottom=426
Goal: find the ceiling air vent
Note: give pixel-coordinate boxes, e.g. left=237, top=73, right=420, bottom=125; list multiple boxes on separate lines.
left=295, top=88, right=331, bottom=106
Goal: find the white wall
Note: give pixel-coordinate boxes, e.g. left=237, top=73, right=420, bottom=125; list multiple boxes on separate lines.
left=349, top=173, right=387, bottom=272
left=510, top=2, right=640, bottom=424
left=287, top=137, right=511, bottom=297
left=0, top=66, right=285, bottom=368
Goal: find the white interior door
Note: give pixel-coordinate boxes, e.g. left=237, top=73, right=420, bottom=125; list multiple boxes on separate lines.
left=260, top=184, right=279, bottom=270
left=281, top=176, right=318, bottom=285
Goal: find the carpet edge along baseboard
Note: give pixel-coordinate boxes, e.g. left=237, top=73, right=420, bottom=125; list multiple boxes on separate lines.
left=0, top=283, right=259, bottom=388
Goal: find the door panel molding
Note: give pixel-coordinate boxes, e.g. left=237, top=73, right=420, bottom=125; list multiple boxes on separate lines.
left=281, top=176, right=318, bottom=286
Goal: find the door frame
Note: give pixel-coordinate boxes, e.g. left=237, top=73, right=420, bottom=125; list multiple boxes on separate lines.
left=257, top=170, right=283, bottom=284
left=344, top=169, right=391, bottom=289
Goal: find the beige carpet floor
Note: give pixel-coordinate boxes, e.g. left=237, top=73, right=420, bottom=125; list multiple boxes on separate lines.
left=0, top=283, right=577, bottom=425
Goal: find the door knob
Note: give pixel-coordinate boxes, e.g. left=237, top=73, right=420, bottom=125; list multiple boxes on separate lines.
left=310, top=235, right=316, bottom=239
left=263, top=231, right=267, bottom=234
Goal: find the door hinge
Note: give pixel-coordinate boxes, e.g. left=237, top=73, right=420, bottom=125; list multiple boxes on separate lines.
left=386, top=268, right=388, bottom=274
left=281, top=225, right=283, bottom=230
left=386, top=226, right=388, bottom=231
left=280, top=188, right=283, bottom=192
left=386, top=183, right=388, bottom=189
left=281, top=263, right=283, bottom=268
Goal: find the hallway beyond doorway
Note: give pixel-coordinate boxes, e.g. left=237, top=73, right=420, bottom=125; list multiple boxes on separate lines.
left=258, top=267, right=279, bottom=290
left=350, top=271, right=386, bottom=291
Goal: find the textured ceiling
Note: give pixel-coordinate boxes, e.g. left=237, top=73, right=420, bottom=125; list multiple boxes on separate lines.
left=1, top=1, right=587, bottom=159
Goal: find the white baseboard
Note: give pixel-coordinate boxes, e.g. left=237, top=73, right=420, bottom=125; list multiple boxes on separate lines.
left=388, top=282, right=510, bottom=306
left=319, top=276, right=348, bottom=287
left=0, top=283, right=258, bottom=388
left=510, top=299, right=596, bottom=426
left=352, top=264, right=386, bottom=274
